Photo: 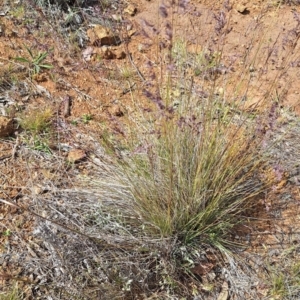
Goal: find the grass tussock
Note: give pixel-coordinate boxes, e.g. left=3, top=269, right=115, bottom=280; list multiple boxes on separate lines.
left=19, top=107, right=53, bottom=134
left=100, top=83, right=270, bottom=248
left=97, top=0, right=273, bottom=249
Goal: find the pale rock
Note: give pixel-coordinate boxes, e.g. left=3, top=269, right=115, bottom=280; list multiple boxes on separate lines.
left=124, top=4, right=137, bottom=16
left=32, top=185, right=44, bottom=195
left=67, top=149, right=86, bottom=163
left=114, top=48, right=126, bottom=59
left=217, top=281, right=229, bottom=300
left=128, top=29, right=136, bottom=37
left=217, top=87, right=224, bottom=96
left=108, top=105, right=124, bottom=117
left=86, top=25, right=121, bottom=46
left=111, top=14, right=122, bottom=22
left=236, top=4, right=248, bottom=14
left=94, top=47, right=126, bottom=60
left=138, top=43, right=147, bottom=53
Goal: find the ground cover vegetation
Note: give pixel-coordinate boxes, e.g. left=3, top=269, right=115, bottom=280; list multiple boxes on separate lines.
left=0, top=0, right=300, bottom=299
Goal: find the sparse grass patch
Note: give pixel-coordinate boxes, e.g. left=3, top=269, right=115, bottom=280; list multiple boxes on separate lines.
left=267, top=247, right=300, bottom=299
left=119, top=65, right=135, bottom=80
left=18, top=107, right=54, bottom=153
left=31, top=136, right=52, bottom=153
left=271, top=272, right=287, bottom=298
left=81, top=113, right=93, bottom=124
left=9, top=5, right=25, bottom=20
left=0, top=283, right=23, bottom=300
left=19, top=107, right=53, bottom=134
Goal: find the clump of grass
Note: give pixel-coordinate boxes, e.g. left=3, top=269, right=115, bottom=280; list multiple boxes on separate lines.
left=119, top=65, right=135, bottom=80
left=102, top=83, right=269, bottom=247
left=9, top=4, right=25, bottom=19
left=271, top=272, right=288, bottom=298
left=0, top=283, right=23, bottom=300
left=19, top=107, right=53, bottom=134
left=266, top=248, right=300, bottom=299
left=18, top=107, right=54, bottom=153
left=98, top=1, right=271, bottom=248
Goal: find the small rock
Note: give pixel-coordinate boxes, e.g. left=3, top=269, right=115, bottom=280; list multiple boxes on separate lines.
left=191, top=262, right=214, bottom=276
left=86, top=25, right=121, bottom=46
left=108, top=105, right=124, bottom=117
left=217, top=87, right=224, bottom=96
left=124, top=4, right=137, bottom=16
left=111, top=14, right=122, bottom=22
left=6, top=29, right=17, bottom=38
left=94, top=47, right=126, bottom=60
left=82, top=46, right=95, bottom=61
left=32, top=73, right=47, bottom=82
left=62, top=96, right=71, bottom=117
left=206, top=271, right=216, bottom=281
left=128, top=29, right=136, bottom=37
left=138, top=43, right=148, bottom=53
left=236, top=4, right=248, bottom=14
left=0, top=116, right=14, bottom=137
left=101, top=47, right=116, bottom=59
left=32, top=185, right=44, bottom=195
left=115, top=49, right=126, bottom=59
left=0, top=24, right=4, bottom=36
left=249, top=65, right=255, bottom=72
left=67, top=149, right=86, bottom=163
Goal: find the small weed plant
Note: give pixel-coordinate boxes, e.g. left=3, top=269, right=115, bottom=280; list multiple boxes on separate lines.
left=81, top=113, right=93, bottom=124
left=267, top=249, right=300, bottom=298
left=15, top=45, right=53, bottom=75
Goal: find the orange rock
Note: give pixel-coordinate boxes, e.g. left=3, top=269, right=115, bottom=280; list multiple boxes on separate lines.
left=0, top=116, right=14, bottom=137
left=124, top=4, right=137, bottom=16
left=67, top=149, right=86, bottom=163
left=86, top=25, right=121, bottom=46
